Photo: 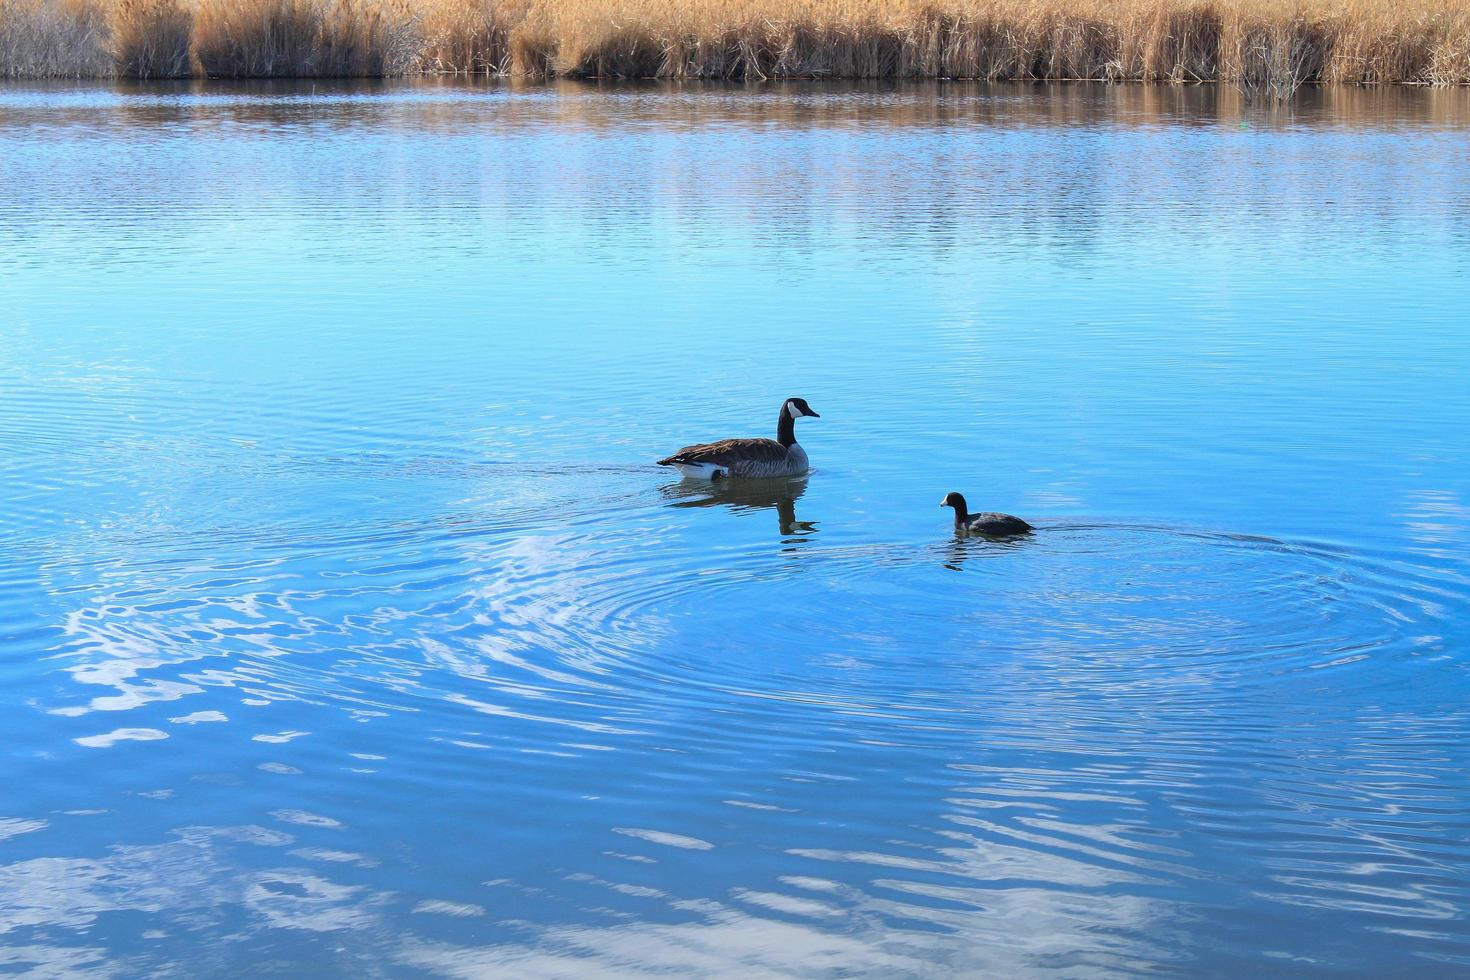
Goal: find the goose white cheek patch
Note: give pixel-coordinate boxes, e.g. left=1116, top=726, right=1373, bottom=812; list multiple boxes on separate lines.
left=787, top=402, right=801, bottom=418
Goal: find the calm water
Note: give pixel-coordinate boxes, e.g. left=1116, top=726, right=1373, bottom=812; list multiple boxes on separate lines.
left=3, top=79, right=1470, bottom=977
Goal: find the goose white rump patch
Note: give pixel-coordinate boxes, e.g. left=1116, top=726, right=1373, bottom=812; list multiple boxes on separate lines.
left=673, top=462, right=724, bottom=480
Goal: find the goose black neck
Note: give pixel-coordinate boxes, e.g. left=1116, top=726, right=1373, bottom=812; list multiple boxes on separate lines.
left=777, top=409, right=796, bottom=447
left=950, top=496, right=969, bottom=525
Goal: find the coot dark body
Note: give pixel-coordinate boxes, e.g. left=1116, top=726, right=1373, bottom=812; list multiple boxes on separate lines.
left=941, top=492, right=1032, bottom=537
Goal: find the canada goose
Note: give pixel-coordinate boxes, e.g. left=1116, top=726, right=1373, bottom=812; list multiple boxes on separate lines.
left=940, top=492, right=1032, bottom=537
left=658, top=398, right=820, bottom=480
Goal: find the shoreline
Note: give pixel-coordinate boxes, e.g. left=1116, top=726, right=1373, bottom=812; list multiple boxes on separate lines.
left=3, top=0, right=1469, bottom=95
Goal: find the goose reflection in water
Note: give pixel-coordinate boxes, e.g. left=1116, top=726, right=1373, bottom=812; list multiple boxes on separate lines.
left=660, top=476, right=816, bottom=539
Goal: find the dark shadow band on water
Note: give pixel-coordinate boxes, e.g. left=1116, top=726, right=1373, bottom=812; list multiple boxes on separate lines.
left=5, top=78, right=1470, bottom=133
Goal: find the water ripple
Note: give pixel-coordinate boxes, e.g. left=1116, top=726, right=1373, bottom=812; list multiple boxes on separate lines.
left=4, top=79, right=1470, bottom=976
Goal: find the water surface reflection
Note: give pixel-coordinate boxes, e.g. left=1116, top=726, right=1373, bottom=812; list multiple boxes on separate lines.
left=662, top=477, right=817, bottom=538
left=2, top=79, right=1469, bottom=976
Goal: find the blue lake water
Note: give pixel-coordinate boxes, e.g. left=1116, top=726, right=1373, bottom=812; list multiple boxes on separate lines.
left=2, top=79, right=1470, bottom=976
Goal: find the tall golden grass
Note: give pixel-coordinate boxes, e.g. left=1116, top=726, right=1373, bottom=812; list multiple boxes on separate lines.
left=110, top=0, right=189, bottom=76
left=1, top=0, right=109, bottom=77
left=191, top=0, right=418, bottom=76
left=0, top=0, right=1467, bottom=87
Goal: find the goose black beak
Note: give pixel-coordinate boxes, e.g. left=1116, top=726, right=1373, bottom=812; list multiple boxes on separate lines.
left=807, top=410, right=820, bottom=418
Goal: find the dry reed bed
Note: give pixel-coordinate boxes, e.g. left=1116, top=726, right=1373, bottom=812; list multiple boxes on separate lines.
left=2, top=0, right=1468, bottom=89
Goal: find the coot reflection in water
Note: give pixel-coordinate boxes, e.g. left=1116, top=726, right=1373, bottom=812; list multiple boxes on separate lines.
left=1, top=79, right=1469, bottom=977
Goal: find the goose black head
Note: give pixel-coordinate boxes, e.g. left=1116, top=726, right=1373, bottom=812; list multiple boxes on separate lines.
left=940, top=492, right=967, bottom=510
left=785, top=397, right=820, bottom=419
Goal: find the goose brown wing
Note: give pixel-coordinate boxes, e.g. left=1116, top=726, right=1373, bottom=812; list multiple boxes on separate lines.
left=658, top=438, right=788, bottom=467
